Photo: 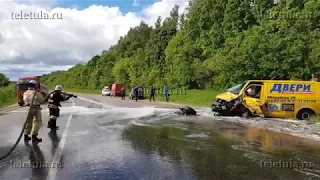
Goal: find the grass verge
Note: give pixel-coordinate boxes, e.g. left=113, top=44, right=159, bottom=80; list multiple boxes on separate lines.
left=64, top=88, right=222, bottom=107
left=310, top=114, right=320, bottom=123
left=0, top=84, right=17, bottom=108
left=149, top=90, right=221, bottom=107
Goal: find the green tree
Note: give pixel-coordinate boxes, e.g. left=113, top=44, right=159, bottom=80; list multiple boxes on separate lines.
left=41, top=0, right=320, bottom=91
left=0, top=73, right=10, bottom=87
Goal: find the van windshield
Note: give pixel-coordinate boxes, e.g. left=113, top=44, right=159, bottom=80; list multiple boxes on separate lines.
left=227, top=81, right=247, bottom=95
left=16, top=83, right=31, bottom=91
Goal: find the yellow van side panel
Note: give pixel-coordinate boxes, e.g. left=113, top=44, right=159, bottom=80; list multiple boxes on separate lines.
left=262, top=80, right=320, bottom=118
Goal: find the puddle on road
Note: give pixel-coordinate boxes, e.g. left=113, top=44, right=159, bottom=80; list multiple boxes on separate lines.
left=19, top=104, right=316, bottom=143
left=121, top=119, right=320, bottom=179
left=73, top=105, right=320, bottom=179
left=8, top=104, right=320, bottom=142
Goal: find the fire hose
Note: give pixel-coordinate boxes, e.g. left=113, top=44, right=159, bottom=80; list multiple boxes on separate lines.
left=0, top=90, right=76, bottom=161
left=0, top=90, right=37, bottom=161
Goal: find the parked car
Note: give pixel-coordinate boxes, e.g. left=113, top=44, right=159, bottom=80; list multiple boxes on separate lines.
left=130, top=87, right=144, bottom=100
left=102, top=87, right=111, bottom=96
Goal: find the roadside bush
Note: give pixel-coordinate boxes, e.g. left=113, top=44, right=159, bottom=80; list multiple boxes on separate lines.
left=310, top=114, right=320, bottom=123
left=0, top=84, right=16, bottom=107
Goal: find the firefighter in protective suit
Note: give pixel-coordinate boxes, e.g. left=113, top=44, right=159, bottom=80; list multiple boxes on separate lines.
left=23, top=80, right=45, bottom=142
left=45, top=85, right=76, bottom=130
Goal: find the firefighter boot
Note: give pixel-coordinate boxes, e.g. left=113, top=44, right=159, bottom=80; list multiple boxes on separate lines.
left=47, top=118, right=53, bottom=128
left=48, top=119, right=59, bottom=130
left=51, top=119, right=59, bottom=130
left=32, top=134, right=42, bottom=143
left=24, top=135, right=31, bottom=141
left=47, top=120, right=51, bottom=129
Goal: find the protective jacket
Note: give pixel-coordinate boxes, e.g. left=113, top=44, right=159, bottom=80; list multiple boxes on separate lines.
left=46, top=90, right=69, bottom=109
left=23, top=89, right=45, bottom=106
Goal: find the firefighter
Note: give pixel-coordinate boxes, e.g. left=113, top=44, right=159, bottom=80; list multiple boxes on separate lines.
left=45, top=85, right=76, bottom=130
left=23, top=80, right=45, bottom=142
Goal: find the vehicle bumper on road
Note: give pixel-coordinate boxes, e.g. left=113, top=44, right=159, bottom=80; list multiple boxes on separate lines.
left=211, top=99, right=240, bottom=116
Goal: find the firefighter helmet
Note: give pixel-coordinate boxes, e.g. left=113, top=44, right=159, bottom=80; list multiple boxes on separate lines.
left=55, top=85, right=63, bottom=91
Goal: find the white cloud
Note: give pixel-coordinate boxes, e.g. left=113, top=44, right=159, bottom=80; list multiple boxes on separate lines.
left=0, top=0, right=188, bottom=80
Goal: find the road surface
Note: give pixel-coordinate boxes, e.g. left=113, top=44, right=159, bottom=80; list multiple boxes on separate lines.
left=0, top=94, right=320, bottom=180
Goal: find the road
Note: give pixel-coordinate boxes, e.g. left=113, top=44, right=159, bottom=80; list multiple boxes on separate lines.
left=1, top=94, right=320, bottom=180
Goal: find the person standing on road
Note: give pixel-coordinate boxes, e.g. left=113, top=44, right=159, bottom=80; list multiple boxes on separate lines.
left=120, top=86, right=125, bottom=100
left=164, top=85, right=170, bottom=102
left=23, top=80, right=45, bottom=143
left=134, top=86, right=139, bottom=102
left=149, top=86, right=156, bottom=102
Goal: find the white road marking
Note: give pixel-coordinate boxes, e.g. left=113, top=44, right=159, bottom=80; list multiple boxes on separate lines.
left=46, top=100, right=75, bottom=180
left=77, top=96, right=113, bottom=108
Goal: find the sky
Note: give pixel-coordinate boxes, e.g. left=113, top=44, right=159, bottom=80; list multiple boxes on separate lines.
left=0, top=0, right=189, bottom=81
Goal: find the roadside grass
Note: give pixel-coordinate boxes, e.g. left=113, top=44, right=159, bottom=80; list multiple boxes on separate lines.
left=310, top=114, right=320, bottom=123
left=149, top=90, right=221, bottom=107
left=0, top=84, right=17, bottom=108
left=64, top=88, right=222, bottom=107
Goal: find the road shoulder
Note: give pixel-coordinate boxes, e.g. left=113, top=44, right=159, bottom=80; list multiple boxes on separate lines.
left=0, top=104, right=20, bottom=113
left=72, top=92, right=207, bottom=109
left=73, top=93, right=186, bottom=109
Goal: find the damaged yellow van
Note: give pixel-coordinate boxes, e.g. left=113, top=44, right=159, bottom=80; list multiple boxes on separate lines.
left=211, top=80, right=320, bottom=120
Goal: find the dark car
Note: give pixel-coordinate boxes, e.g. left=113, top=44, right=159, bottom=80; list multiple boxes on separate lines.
left=130, top=87, right=144, bottom=100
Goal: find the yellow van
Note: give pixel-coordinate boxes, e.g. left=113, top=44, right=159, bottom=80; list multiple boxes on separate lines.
left=211, top=80, right=320, bottom=120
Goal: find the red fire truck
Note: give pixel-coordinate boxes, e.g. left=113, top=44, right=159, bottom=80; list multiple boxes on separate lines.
left=16, top=76, right=49, bottom=106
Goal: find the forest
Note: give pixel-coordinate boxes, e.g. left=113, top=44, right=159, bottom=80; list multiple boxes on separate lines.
left=41, top=0, right=320, bottom=91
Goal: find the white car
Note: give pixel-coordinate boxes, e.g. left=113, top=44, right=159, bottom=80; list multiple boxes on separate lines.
left=102, top=88, right=111, bottom=96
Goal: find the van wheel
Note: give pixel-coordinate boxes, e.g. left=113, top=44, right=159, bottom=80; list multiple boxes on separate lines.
left=237, top=104, right=251, bottom=117
left=297, top=109, right=315, bottom=120
left=18, top=102, right=24, bottom=106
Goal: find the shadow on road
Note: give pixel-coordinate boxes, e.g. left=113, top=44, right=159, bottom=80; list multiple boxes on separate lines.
left=24, top=141, right=47, bottom=178
left=48, top=130, right=60, bottom=150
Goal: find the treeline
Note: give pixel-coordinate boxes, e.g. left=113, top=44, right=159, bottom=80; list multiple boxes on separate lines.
left=0, top=73, right=10, bottom=87
left=41, top=0, right=320, bottom=90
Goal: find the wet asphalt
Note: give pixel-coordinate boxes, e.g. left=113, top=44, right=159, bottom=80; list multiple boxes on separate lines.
left=0, top=95, right=320, bottom=180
